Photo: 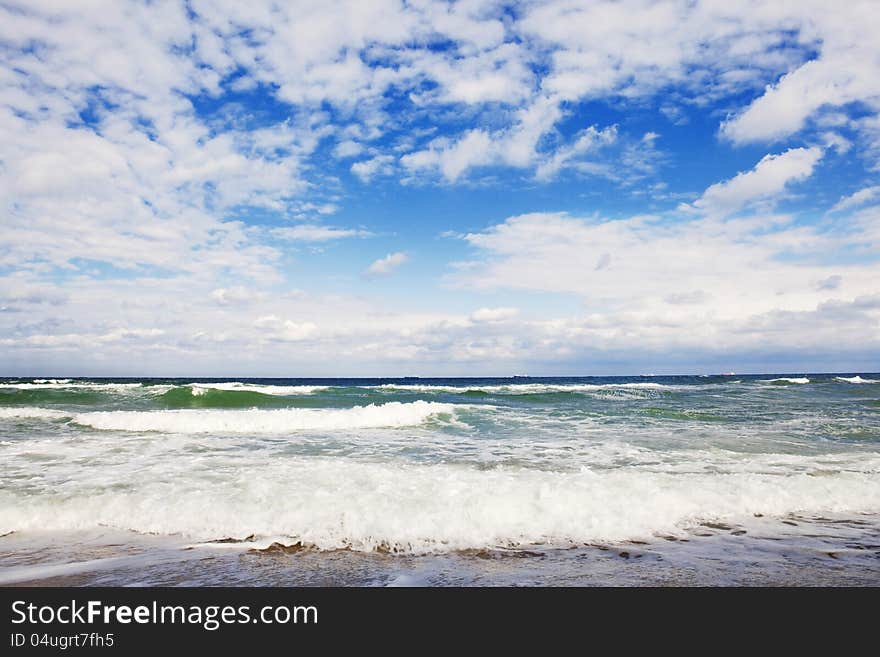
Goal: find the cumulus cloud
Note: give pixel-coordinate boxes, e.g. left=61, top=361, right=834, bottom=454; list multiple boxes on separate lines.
left=3, top=1, right=880, bottom=374
left=365, top=252, right=409, bottom=277
left=401, top=130, right=495, bottom=182
left=721, top=1, right=880, bottom=145
left=830, top=186, right=880, bottom=213
left=686, top=147, right=823, bottom=216
left=334, top=139, right=364, bottom=159
left=351, top=155, right=395, bottom=182
left=451, top=210, right=880, bottom=352
left=3, top=1, right=878, bottom=209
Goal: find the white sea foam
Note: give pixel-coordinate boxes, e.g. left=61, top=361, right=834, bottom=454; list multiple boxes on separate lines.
left=72, top=401, right=460, bottom=433
left=189, top=382, right=328, bottom=396
left=758, top=377, right=810, bottom=384
left=374, top=382, right=677, bottom=394
left=2, top=456, right=878, bottom=552
left=0, top=407, right=70, bottom=419
left=0, top=382, right=143, bottom=390
left=836, top=376, right=878, bottom=384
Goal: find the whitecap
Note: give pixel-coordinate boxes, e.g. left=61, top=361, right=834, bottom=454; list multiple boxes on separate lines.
left=72, top=400, right=462, bottom=434
left=835, top=376, right=878, bottom=384
left=0, top=382, right=143, bottom=390
left=3, top=456, right=878, bottom=553
left=188, top=382, right=329, bottom=396
left=0, top=407, right=70, bottom=419
left=758, top=377, right=810, bottom=384
left=374, top=382, right=678, bottom=394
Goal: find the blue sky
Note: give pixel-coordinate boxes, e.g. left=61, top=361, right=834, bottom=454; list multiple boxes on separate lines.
left=1, top=0, right=879, bottom=376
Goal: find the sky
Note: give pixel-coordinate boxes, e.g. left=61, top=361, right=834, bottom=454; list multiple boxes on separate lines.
left=1, top=0, right=879, bottom=376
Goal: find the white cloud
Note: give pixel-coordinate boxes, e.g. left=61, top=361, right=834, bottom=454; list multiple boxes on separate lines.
left=278, top=320, right=318, bottom=342
left=405, top=42, right=533, bottom=106
left=401, top=94, right=570, bottom=182
left=830, top=186, right=880, bottom=213
left=3, top=247, right=877, bottom=375
left=687, top=147, right=823, bottom=216
left=273, top=225, right=371, bottom=241
left=451, top=210, right=880, bottom=353
left=351, top=155, right=395, bottom=182
left=471, top=307, right=520, bottom=322
left=3, top=0, right=878, bottom=206
left=3, top=1, right=880, bottom=374
left=333, top=139, right=364, bottom=159
left=2, top=327, right=165, bottom=350
left=535, top=125, right=618, bottom=181
left=721, top=1, right=880, bottom=145
left=254, top=315, right=283, bottom=329
left=252, top=314, right=317, bottom=341
left=401, top=130, right=493, bottom=182
left=820, top=132, right=852, bottom=154
left=210, top=287, right=259, bottom=306
left=366, top=252, right=408, bottom=277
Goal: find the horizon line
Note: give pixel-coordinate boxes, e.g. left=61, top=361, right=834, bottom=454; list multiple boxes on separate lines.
left=1, top=371, right=877, bottom=380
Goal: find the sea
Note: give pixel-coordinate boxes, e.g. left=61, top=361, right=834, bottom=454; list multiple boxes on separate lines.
left=1, top=374, right=879, bottom=586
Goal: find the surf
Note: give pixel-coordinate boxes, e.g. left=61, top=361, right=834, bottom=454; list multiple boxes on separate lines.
left=3, top=455, right=878, bottom=553
left=71, top=400, right=463, bottom=433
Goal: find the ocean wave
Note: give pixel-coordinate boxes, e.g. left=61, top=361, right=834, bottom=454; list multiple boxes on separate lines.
left=189, top=382, right=329, bottom=396
left=0, top=382, right=143, bottom=390
left=836, top=376, right=879, bottom=384
left=2, top=458, right=878, bottom=552
left=72, top=401, right=461, bottom=433
left=758, top=377, right=810, bottom=385
left=157, top=386, right=289, bottom=409
left=374, top=382, right=678, bottom=394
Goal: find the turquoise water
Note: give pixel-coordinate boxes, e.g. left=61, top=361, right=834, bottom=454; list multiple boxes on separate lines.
left=1, top=374, right=879, bottom=585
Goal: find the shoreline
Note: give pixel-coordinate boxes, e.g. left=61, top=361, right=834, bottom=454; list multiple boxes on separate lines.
left=3, top=513, right=879, bottom=587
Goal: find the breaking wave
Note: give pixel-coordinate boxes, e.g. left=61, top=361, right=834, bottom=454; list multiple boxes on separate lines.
left=72, top=401, right=461, bottom=433
left=188, top=382, right=329, bottom=395
left=758, top=377, right=811, bottom=385
left=374, top=382, right=679, bottom=395
left=0, top=381, right=144, bottom=390
left=2, top=456, right=878, bottom=552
